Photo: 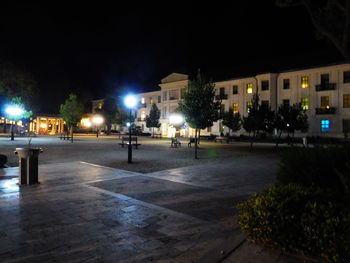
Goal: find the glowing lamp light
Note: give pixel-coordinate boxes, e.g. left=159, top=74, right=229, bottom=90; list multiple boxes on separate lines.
left=92, top=116, right=104, bottom=125
left=40, top=123, right=47, bottom=129
left=81, top=118, right=92, bottom=127
left=169, top=114, right=184, bottom=125
left=124, top=95, right=137, bottom=109
left=126, top=122, right=131, bottom=127
left=5, top=105, right=24, bottom=117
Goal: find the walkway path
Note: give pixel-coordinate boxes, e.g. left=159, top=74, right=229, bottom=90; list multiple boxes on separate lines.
left=0, top=155, right=279, bottom=262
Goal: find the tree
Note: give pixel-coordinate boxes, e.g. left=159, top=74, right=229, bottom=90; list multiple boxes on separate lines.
left=222, top=107, right=242, bottom=135
left=0, top=61, right=38, bottom=109
left=274, top=103, right=309, bottom=147
left=277, top=0, right=350, bottom=60
left=146, top=103, right=161, bottom=137
left=178, top=71, right=221, bottom=159
left=95, top=96, right=117, bottom=135
left=4, top=97, right=32, bottom=141
left=115, top=106, right=133, bottom=128
left=243, top=94, right=275, bottom=151
left=59, top=94, right=84, bottom=143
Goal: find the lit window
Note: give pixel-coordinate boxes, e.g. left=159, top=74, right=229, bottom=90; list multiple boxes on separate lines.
left=141, top=111, right=146, bottom=121
left=233, top=103, right=238, bottom=113
left=321, top=120, right=330, bottom=133
left=301, top=76, right=309, bottom=88
left=247, top=83, right=253, bottom=94
left=247, top=101, right=252, bottom=113
left=98, top=103, right=103, bottom=109
left=321, top=96, right=330, bottom=109
left=301, top=97, right=309, bottom=110
left=141, top=98, right=145, bottom=104
left=149, top=97, right=153, bottom=104
left=344, top=94, right=350, bottom=108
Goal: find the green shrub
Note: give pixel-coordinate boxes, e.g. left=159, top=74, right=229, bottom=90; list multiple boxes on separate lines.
left=237, top=184, right=350, bottom=262
left=0, top=154, right=7, bottom=167
left=278, top=145, right=350, bottom=196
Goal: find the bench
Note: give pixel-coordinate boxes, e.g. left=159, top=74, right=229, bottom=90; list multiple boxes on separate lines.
left=188, top=138, right=196, bottom=147
left=153, top=133, right=162, bottom=138
left=119, top=136, right=141, bottom=149
left=215, top=136, right=230, bottom=143
left=58, top=133, right=73, bottom=140
left=170, top=138, right=181, bottom=148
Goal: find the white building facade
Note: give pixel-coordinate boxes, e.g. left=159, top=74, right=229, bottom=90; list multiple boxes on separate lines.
left=95, top=63, right=350, bottom=137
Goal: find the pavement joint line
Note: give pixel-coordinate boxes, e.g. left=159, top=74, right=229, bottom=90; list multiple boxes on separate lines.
left=82, top=183, right=229, bottom=229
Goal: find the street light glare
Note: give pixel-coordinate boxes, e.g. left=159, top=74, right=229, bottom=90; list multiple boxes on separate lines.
left=5, top=106, right=24, bottom=116
left=92, top=116, right=104, bottom=125
left=169, top=114, right=184, bottom=125
left=124, top=95, right=137, bottom=108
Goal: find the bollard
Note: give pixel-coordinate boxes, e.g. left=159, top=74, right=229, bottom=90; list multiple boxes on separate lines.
left=14, top=148, right=43, bottom=185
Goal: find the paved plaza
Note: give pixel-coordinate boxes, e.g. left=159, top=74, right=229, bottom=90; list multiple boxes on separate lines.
left=0, top=136, right=300, bottom=262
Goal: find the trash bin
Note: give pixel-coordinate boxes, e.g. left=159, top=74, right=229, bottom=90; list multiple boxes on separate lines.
left=14, top=148, right=43, bottom=185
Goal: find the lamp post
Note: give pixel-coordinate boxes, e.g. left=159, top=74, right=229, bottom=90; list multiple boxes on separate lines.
left=124, top=95, right=137, bottom=163
left=92, top=115, right=104, bottom=138
left=5, top=105, right=25, bottom=141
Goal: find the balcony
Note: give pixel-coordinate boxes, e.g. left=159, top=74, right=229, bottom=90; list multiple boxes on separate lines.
left=315, top=83, right=336, bottom=91
left=315, top=107, right=336, bottom=115
left=215, top=94, right=228, bottom=100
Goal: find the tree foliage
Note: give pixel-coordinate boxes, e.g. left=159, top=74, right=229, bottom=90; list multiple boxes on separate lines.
left=222, top=107, right=242, bottom=134
left=0, top=61, right=38, bottom=109
left=178, top=71, right=221, bottom=158
left=277, top=0, right=350, bottom=60
left=146, top=103, right=161, bottom=137
left=95, top=96, right=118, bottom=134
left=243, top=94, right=275, bottom=151
left=59, top=94, right=83, bottom=142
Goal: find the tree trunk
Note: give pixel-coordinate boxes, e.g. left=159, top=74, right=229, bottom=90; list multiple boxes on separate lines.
left=71, top=126, right=74, bottom=143
left=195, top=128, right=198, bottom=159
left=152, top=127, right=154, bottom=138
left=198, top=129, right=201, bottom=145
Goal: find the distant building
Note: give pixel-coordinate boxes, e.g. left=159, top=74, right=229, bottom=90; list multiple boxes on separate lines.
left=93, top=63, right=350, bottom=137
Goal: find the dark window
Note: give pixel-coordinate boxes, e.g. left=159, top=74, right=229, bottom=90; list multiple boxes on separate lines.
left=283, top=79, right=290, bottom=89
left=343, top=119, right=350, bottom=133
left=220, top=87, right=225, bottom=96
left=283, top=99, right=290, bottom=107
left=158, top=96, right=161, bottom=103
left=321, top=74, right=329, bottom=85
left=261, top=100, right=269, bottom=107
left=261, top=80, right=269, bottom=91
left=220, top=104, right=225, bottom=114
left=344, top=71, right=350, bottom=83
left=232, top=85, right=238, bottom=94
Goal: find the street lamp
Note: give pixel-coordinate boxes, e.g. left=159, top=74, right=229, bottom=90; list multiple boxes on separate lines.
left=92, top=115, right=104, bottom=138
left=169, top=114, right=184, bottom=138
left=124, top=94, right=138, bottom=163
left=5, top=105, right=25, bottom=141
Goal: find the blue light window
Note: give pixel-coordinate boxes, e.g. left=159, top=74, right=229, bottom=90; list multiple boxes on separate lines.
left=321, top=120, right=330, bottom=133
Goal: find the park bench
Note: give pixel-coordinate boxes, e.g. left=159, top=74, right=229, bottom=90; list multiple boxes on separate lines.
left=119, top=136, right=141, bottom=149
left=188, top=137, right=196, bottom=147
left=58, top=133, right=73, bottom=140
left=215, top=136, right=230, bottom=143
left=170, top=138, right=181, bottom=148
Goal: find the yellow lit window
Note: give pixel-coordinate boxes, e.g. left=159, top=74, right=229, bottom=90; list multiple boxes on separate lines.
left=141, top=111, right=146, bottom=121
left=301, top=76, right=309, bottom=88
left=141, top=98, right=145, bottom=104
left=150, top=97, right=153, bottom=104
left=233, top=103, right=238, bottom=113
left=301, top=97, right=309, bottom=110
left=321, top=96, right=330, bottom=109
left=247, top=83, right=253, bottom=94
left=98, top=103, right=103, bottom=109
left=247, top=101, right=252, bottom=113
left=343, top=94, right=350, bottom=108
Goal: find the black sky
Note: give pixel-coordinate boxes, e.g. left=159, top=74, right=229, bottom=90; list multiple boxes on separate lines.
left=0, top=1, right=344, bottom=113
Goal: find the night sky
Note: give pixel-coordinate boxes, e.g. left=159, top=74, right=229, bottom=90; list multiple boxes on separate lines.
left=0, top=1, right=344, bottom=113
